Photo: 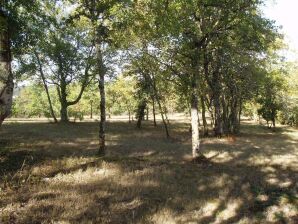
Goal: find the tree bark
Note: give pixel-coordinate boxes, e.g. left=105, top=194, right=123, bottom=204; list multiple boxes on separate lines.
left=34, top=51, right=58, bottom=123
left=200, top=95, right=208, bottom=136
left=191, top=90, right=200, bottom=158
left=108, top=108, right=111, bottom=119
left=59, top=77, right=69, bottom=122
left=213, top=91, right=223, bottom=137
left=230, top=98, right=239, bottom=134
left=152, top=96, right=157, bottom=127
left=96, top=44, right=106, bottom=154
left=190, top=67, right=201, bottom=158
left=164, top=105, right=170, bottom=125
left=238, top=98, right=242, bottom=130
left=0, top=11, right=13, bottom=125
left=136, top=99, right=146, bottom=129
left=156, top=95, right=170, bottom=138
left=99, top=73, right=106, bottom=153
left=210, top=112, right=214, bottom=127
left=60, top=99, right=68, bottom=122
left=221, top=96, right=229, bottom=134
left=90, top=100, right=93, bottom=119
left=149, top=74, right=169, bottom=137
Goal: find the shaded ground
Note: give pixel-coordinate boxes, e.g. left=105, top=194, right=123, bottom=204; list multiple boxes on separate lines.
left=0, top=119, right=297, bottom=223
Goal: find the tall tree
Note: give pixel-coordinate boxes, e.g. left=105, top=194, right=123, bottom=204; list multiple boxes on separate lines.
left=34, top=51, right=58, bottom=123
left=130, top=0, right=279, bottom=158
left=0, top=9, right=13, bottom=125
left=22, top=9, right=96, bottom=123
left=0, top=0, right=39, bottom=125
left=75, top=0, right=132, bottom=153
left=40, top=24, right=95, bottom=122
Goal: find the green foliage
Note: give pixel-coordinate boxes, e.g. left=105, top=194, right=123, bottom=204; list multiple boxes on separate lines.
left=242, top=102, right=259, bottom=120
left=68, top=108, right=84, bottom=122
left=257, top=72, right=285, bottom=126
left=12, top=83, right=59, bottom=118
left=1, top=0, right=44, bottom=56
left=279, top=105, right=298, bottom=127
left=278, top=64, right=298, bottom=127
left=9, top=0, right=298, bottom=132
left=106, top=76, right=137, bottom=116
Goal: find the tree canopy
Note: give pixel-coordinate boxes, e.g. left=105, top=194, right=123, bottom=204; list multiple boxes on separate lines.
left=2, top=0, right=297, bottom=156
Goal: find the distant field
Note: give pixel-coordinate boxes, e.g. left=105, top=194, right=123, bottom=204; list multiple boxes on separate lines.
left=0, top=119, right=297, bottom=223
left=4, top=113, right=191, bottom=123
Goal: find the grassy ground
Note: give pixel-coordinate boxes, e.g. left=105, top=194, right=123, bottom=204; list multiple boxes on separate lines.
left=0, top=118, right=297, bottom=224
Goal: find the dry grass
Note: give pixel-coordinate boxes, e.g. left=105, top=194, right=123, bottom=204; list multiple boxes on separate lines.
left=0, top=118, right=297, bottom=223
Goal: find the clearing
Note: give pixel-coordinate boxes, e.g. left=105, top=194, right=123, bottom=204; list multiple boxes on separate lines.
left=0, top=119, right=297, bottom=223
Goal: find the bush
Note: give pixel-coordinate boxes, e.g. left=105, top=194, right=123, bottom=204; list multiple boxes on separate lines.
left=279, top=105, right=298, bottom=127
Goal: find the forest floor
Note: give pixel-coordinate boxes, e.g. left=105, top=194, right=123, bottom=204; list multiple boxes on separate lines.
left=0, top=117, right=297, bottom=224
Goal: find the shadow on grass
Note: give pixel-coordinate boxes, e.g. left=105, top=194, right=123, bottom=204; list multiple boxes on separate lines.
left=0, top=121, right=297, bottom=223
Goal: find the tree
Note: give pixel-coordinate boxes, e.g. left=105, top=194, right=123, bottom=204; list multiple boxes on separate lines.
left=106, top=76, right=136, bottom=121
left=278, top=63, right=298, bottom=127
left=34, top=52, right=58, bottom=122
left=125, top=51, right=171, bottom=137
left=127, top=0, right=279, bottom=158
left=12, top=83, right=59, bottom=118
left=35, top=9, right=96, bottom=122
left=0, top=0, right=39, bottom=125
left=74, top=0, right=132, bottom=153
left=0, top=9, right=13, bottom=125
left=258, top=73, right=284, bottom=129
left=12, top=0, right=59, bottom=123
left=0, top=1, right=35, bottom=126
left=82, top=82, right=100, bottom=119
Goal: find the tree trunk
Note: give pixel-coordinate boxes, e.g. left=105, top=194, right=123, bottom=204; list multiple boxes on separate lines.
left=238, top=98, right=242, bottom=129
left=136, top=100, right=146, bottom=129
left=146, top=106, right=149, bottom=121
left=214, top=93, right=223, bottom=137
left=149, top=73, right=169, bottom=138
left=210, top=112, right=214, bottom=127
left=99, top=73, right=106, bottom=153
left=221, top=96, right=229, bottom=134
left=152, top=97, right=157, bottom=127
left=59, top=79, right=69, bottom=123
left=108, top=108, right=111, bottom=119
left=0, top=11, right=13, bottom=125
left=227, top=90, right=240, bottom=134
left=90, top=101, right=93, bottom=119
left=200, top=95, right=208, bottom=136
left=97, top=45, right=106, bottom=154
left=128, top=110, right=131, bottom=123
left=191, top=91, right=200, bottom=158
left=156, top=96, right=170, bottom=138
left=34, top=51, right=58, bottom=123
left=163, top=104, right=170, bottom=125
left=60, top=100, right=68, bottom=122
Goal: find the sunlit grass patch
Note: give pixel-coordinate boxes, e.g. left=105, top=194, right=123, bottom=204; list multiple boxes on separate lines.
left=47, top=162, right=120, bottom=184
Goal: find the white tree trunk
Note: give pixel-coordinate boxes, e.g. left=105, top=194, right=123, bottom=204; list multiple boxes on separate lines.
left=191, top=92, right=200, bottom=158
